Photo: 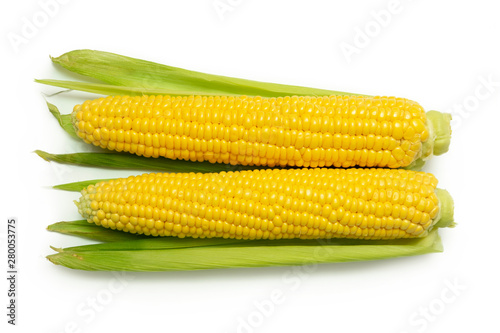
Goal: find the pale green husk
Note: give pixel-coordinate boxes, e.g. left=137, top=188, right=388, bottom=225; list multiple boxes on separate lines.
left=37, top=79, right=242, bottom=97
left=51, top=179, right=114, bottom=192
left=42, top=49, right=364, bottom=97
left=36, top=149, right=265, bottom=173
left=47, top=226, right=443, bottom=271
left=46, top=101, right=79, bottom=139
left=47, top=220, right=150, bottom=242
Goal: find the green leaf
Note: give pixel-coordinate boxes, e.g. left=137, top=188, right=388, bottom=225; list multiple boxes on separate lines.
left=47, top=220, right=244, bottom=246
left=46, top=229, right=443, bottom=271
left=63, top=236, right=254, bottom=252
left=52, top=179, right=113, bottom=192
left=35, top=150, right=265, bottom=174
left=47, top=220, right=442, bottom=251
left=36, top=79, right=241, bottom=97
left=46, top=101, right=78, bottom=138
left=49, top=49, right=367, bottom=97
left=47, top=220, right=149, bottom=242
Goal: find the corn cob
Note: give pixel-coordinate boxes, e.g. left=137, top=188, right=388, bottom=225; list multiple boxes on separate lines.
left=75, top=168, right=454, bottom=241
left=72, top=95, right=451, bottom=168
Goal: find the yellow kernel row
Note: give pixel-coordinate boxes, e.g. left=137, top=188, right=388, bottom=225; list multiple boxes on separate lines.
left=76, top=168, right=441, bottom=240
left=73, top=95, right=430, bottom=168
left=79, top=95, right=426, bottom=120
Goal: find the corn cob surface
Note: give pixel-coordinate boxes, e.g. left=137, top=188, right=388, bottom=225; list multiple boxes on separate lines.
left=76, top=168, right=454, bottom=241
left=72, top=95, right=451, bottom=168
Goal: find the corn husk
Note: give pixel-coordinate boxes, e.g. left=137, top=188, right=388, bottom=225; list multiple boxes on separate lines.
left=36, top=149, right=265, bottom=173
left=47, top=220, right=443, bottom=271
left=39, top=49, right=364, bottom=97
left=47, top=220, right=149, bottom=242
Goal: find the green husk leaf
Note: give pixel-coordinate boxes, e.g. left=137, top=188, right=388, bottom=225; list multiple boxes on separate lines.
left=36, top=79, right=243, bottom=97
left=46, top=229, right=443, bottom=271
left=63, top=232, right=441, bottom=251
left=46, top=101, right=78, bottom=138
left=36, top=150, right=265, bottom=173
left=36, top=147, right=425, bottom=174
left=47, top=220, right=149, bottom=242
left=64, top=237, right=254, bottom=252
left=52, top=179, right=113, bottom=192
left=47, top=219, right=440, bottom=250
left=50, top=49, right=365, bottom=97
left=46, top=220, right=244, bottom=246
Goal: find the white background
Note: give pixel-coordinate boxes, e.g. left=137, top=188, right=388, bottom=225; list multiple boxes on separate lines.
left=1, top=0, right=499, bottom=332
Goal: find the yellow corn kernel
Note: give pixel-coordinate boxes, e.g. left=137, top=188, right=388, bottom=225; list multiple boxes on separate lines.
left=71, top=95, right=447, bottom=168
left=76, top=168, right=453, bottom=241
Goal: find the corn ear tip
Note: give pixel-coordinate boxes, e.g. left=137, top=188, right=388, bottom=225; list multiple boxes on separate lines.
left=434, top=189, right=454, bottom=228
left=427, top=111, right=452, bottom=156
